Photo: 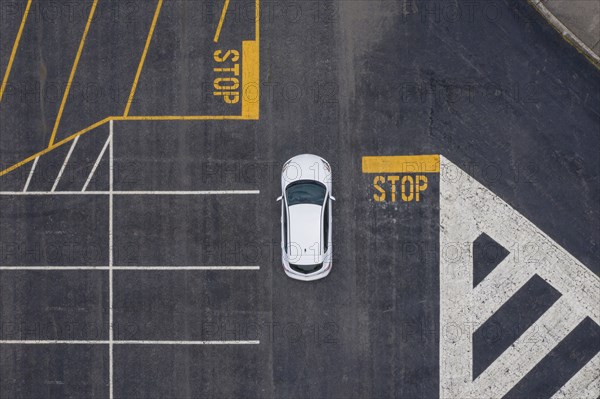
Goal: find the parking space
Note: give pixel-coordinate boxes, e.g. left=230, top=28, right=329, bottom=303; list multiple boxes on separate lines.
left=0, top=195, right=108, bottom=266
left=113, top=195, right=262, bottom=266
left=0, top=344, right=108, bottom=398
left=113, top=270, right=269, bottom=341
left=0, top=270, right=108, bottom=341
left=114, top=344, right=269, bottom=398
left=111, top=120, right=266, bottom=192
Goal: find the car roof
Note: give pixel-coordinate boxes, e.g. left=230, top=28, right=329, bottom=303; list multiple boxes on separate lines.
left=287, top=203, right=323, bottom=263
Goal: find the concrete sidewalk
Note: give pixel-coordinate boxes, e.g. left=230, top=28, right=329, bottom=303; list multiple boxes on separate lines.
left=530, top=0, right=600, bottom=67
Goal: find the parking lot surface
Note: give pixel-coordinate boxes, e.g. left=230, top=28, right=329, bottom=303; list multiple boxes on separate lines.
left=1, top=0, right=599, bottom=398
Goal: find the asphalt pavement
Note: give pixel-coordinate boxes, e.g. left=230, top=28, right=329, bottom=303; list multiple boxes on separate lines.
left=0, top=0, right=599, bottom=398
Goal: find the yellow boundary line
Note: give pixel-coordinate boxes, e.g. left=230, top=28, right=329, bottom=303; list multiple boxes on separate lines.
left=124, top=0, right=163, bottom=117
left=0, top=0, right=33, bottom=102
left=214, top=0, right=231, bottom=43
left=116, top=115, right=246, bottom=121
left=241, top=40, right=259, bottom=119
left=256, top=0, right=260, bottom=42
left=48, top=0, right=99, bottom=147
left=362, top=155, right=441, bottom=174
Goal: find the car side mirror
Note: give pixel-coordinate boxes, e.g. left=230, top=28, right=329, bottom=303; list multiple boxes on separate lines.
left=330, top=196, right=336, bottom=201
left=276, top=196, right=282, bottom=202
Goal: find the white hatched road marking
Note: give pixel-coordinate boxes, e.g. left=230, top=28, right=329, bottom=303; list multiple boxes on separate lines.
left=22, top=156, right=39, bottom=192
left=470, top=297, right=586, bottom=398
left=51, top=135, right=80, bottom=192
left=439, top=155, right=600, bottom=399
left=82, top=134, right=111, bottom=191
left=551, top=353, right=600, bottom=399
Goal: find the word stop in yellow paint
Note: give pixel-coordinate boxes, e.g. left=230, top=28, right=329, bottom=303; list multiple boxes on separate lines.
left=373, top=175, right=429, bottom=202
left=213, top=49, right=240, bottom=104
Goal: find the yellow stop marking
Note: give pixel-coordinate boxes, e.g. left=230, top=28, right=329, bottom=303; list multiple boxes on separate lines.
left=362, top=155, right=440, bottom=174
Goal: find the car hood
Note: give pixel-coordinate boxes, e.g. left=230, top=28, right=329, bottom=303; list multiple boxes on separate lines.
left=287, top=204, right=323, bottom=265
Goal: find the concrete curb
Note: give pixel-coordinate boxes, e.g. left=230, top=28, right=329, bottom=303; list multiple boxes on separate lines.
left=528, top=0, right=600, bottom=69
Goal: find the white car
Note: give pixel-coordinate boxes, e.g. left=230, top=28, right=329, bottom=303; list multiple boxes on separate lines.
left=277, top=154, right=334, bottom=281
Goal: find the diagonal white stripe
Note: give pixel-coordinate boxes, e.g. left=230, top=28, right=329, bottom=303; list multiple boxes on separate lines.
left=22, top=156, right=39, bottom=192
left=470, top=254, right=535, bottom=329
left=82, top=134, right=111, bottom=192
left=551, top=352, right=600, bottom=399
left=51, top=135, right=80, bottom=192
left=470, top=296, right=586, bottom=398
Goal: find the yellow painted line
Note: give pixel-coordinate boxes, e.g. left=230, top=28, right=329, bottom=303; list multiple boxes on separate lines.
left=255, top=0, right=260, bottom=42
left=242, top=0, right=260, bottom=118
left=0, top=0, right=33, bottom=102
left=241, top=40, right=259, bottom=119
left=48, top=0, right=99, bottom=147
left=124, top=0, right=163, bottom=117
left=214, top=0, right=231, bottom=43
left=115, top=115, right=246, bottom=121
left=1, top=117, right=111, bottom=178
left=362, top=155, right=440, bottom=174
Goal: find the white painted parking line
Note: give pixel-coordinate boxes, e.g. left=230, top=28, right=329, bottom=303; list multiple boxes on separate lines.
left=109, top=191, right=260, bottom=195
left=0, top=340, right=259, bottom=345
left=439, top=155, right=600, bottom=399
left=551, top=353, right=600, bottom=399
left=113, top=340, right=260, bottom=345
left=0, top=266, right=260, bottom=270
left=51, top=135, right=80, bottom=192
left=82, top=134, right=111, bottom=191
left=0, top=190, right=260, bottom=195
left=0, top=340, right=110, bottom=345
left=108, top=121, right=114, bottom=399
left=112, top=266, right=260, bottom=270
left=111, top=266, right=260, bottom=270
left=22, top=156, right=39, bottom=192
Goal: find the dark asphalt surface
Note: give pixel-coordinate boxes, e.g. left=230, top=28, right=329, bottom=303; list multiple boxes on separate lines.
left=1, top=0, right=599, bottom=398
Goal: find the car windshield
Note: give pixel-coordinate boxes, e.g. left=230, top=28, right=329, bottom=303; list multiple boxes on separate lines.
left=286, top=181, right=326, bottom=206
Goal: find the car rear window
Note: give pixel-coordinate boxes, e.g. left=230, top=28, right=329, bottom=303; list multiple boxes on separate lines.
left=286, top=181, right=326, bottom=206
